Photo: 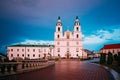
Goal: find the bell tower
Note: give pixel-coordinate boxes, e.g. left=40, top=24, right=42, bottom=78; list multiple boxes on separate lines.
left=73, top=16, right=82, bottom=40
left=74, top=16, right=81, bottom=32
left=54, top=16, right=63, bottom=40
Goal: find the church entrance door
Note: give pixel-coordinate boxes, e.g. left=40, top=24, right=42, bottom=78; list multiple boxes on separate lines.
left=66, top=52, right=70, bottom=59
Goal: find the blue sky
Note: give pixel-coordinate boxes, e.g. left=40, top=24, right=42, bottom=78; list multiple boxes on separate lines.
left=0, top=0, right=120, bottom=53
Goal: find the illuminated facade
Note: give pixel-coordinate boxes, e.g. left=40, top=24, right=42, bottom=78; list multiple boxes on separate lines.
left=7, top=45, right=54, bottom=60
left=54, top=16, right=87, bottom=58
left=7, top=16, right=87, bottom=60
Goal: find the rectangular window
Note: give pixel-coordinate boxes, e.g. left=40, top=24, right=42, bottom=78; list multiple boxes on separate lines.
left=22, top=54, right=24, bottom=57
left=33, top=54, right=35, bottom=57
left=28, top=49, right=29, bottom=52
left=17, top=54, right=19, bottom=57
left=104, top=50, right=106, bottom=53
left=39, top=54, right=40, bottom=57
left=11, top=54, right=13, bottom=57
left=33, top=49, right=35, bottom=52
left=22, top=49, right=24, bottom=52
left=117, top=50, right=119, bottom=53
left=11, top=49, right=13, bottom=52
left=17, top=49, right=19, bottom=52
left=28, top=54, right=30, bottom=57
left=113, top=50, right=114, bottom=53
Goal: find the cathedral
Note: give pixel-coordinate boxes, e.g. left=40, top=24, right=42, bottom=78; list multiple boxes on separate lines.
left=7, top=16, right=87, bottom=60
left=54, top=16, right=87, bottom=59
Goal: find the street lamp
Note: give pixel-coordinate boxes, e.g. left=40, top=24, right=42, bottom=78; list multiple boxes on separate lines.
left=82, top=48, right=84, bottom=60
left=49, top=45, right=53, bottom=59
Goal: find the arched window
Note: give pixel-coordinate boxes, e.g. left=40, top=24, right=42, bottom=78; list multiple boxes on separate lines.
left=67, top=48, right=69, bottom=52
left=76, top=48, right=79, bottom=52
left=66, top=31, right=70, bottom=39
left=11, top=54, right=13, bottom=57
left=67, top=35, right=69, bottom=39
left=76, top=27, right=79, bottom=31
left=58, top=27, right=60, bottom=32
left=76, top=34, right=79, bottom=38
left=76, top=54, right=78, bottom=56
left=58, top=54, right=60, bottom=57
left=33, top=54, right=35, bottom=57
left=57, top=48, right=60, bottom=52
left=39, top=49, right=40, bottom=52
left=39, top=54, right=40, bottom=57
left=57, top=34, right=60, bottom=38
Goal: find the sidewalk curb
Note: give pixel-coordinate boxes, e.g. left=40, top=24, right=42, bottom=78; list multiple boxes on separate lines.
left=90, top=62, right=120, bottom=80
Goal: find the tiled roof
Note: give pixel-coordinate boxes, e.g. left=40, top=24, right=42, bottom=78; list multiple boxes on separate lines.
left=103, top=43, right=120, bottom=49
left=8, top=44, right=54, bottom=47
left=84, top=49, right=94, bottom=54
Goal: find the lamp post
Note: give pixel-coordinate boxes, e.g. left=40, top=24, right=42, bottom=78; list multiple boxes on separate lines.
left=49, top=45, right=53, bottom=60
left=82, top=48, right=83, bottom=60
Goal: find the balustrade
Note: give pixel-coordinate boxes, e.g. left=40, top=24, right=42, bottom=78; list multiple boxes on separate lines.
left=0, top=60, right=52, bottom=75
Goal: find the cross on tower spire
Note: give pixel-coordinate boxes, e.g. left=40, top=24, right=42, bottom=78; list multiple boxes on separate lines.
left=56, top=16, right=62, bottom=26
left=74, top=16, right=80, bottom=26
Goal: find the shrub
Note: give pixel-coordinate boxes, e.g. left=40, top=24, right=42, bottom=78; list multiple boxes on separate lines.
left=118, top=52, right=120, bottom=66
left=7, top=64, right=11, bottom=72
left=1, top=65, right=5, bottom=73
left=100, top=53, right=106, bottom=64
left=114, top=54, right=118, bottom=61
left=22, top=64, right=24, bottom=69
left=13, top=64, right=18, bottom=72
left=107, top=52, right=113, bottom=65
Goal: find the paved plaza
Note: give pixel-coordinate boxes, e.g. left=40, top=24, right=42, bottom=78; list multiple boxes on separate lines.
left=0, top=60, right=114, bottom=80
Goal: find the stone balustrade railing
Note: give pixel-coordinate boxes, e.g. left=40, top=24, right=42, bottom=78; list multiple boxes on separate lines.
left=0, top=60, right=54, bottom=75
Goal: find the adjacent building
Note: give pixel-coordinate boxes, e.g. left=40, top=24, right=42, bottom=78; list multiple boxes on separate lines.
left=7, top=45, right=54, bottom=60
left=99, top=43, right=120, bottom=55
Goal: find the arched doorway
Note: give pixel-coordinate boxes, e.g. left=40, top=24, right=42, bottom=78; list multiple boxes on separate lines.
left=66, top=51, right=70, bottom=59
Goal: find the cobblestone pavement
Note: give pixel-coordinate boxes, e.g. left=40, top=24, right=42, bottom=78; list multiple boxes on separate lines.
left=0, top=60, right=114, bottom=80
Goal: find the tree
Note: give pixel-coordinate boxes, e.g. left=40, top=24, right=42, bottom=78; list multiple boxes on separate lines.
left=100, top=53, right=106, bottom=64
left=107, top=52, right=113, bottom=65
left=114, top=54, right=118, bottom=61
left=118, top=52, right=120, bottom=66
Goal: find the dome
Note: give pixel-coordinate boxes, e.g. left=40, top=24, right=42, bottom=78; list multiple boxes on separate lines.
left=66, top=29, right=70, bottom=39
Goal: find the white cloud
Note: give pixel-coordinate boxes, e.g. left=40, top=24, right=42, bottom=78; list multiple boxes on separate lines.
left=14, top=40, right=54, bottom=45
left=14, top=29, right=120, bottom=46
left=83, top=28, right=120, bottom=44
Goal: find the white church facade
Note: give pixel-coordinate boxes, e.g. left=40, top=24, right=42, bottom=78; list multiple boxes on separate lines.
left=7, top=16, right=87, bottom=60
left=54, top=16, right=87, bottom=59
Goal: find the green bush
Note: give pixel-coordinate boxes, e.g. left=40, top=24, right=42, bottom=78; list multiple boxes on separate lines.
left=7, top=64, right=11, bottom=72
left=118, top=52, right=120, bottom=66
left=13, top=64, right=18, bottom=72
left=107, top=52, right=113, bottom=65
left=114, top=54, right=118, bottom=61
left=1, top=65, right=5, bottom=73
left=22, top=64, right=24, bottom=69
left=100, top=53, right=106, bottom=64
